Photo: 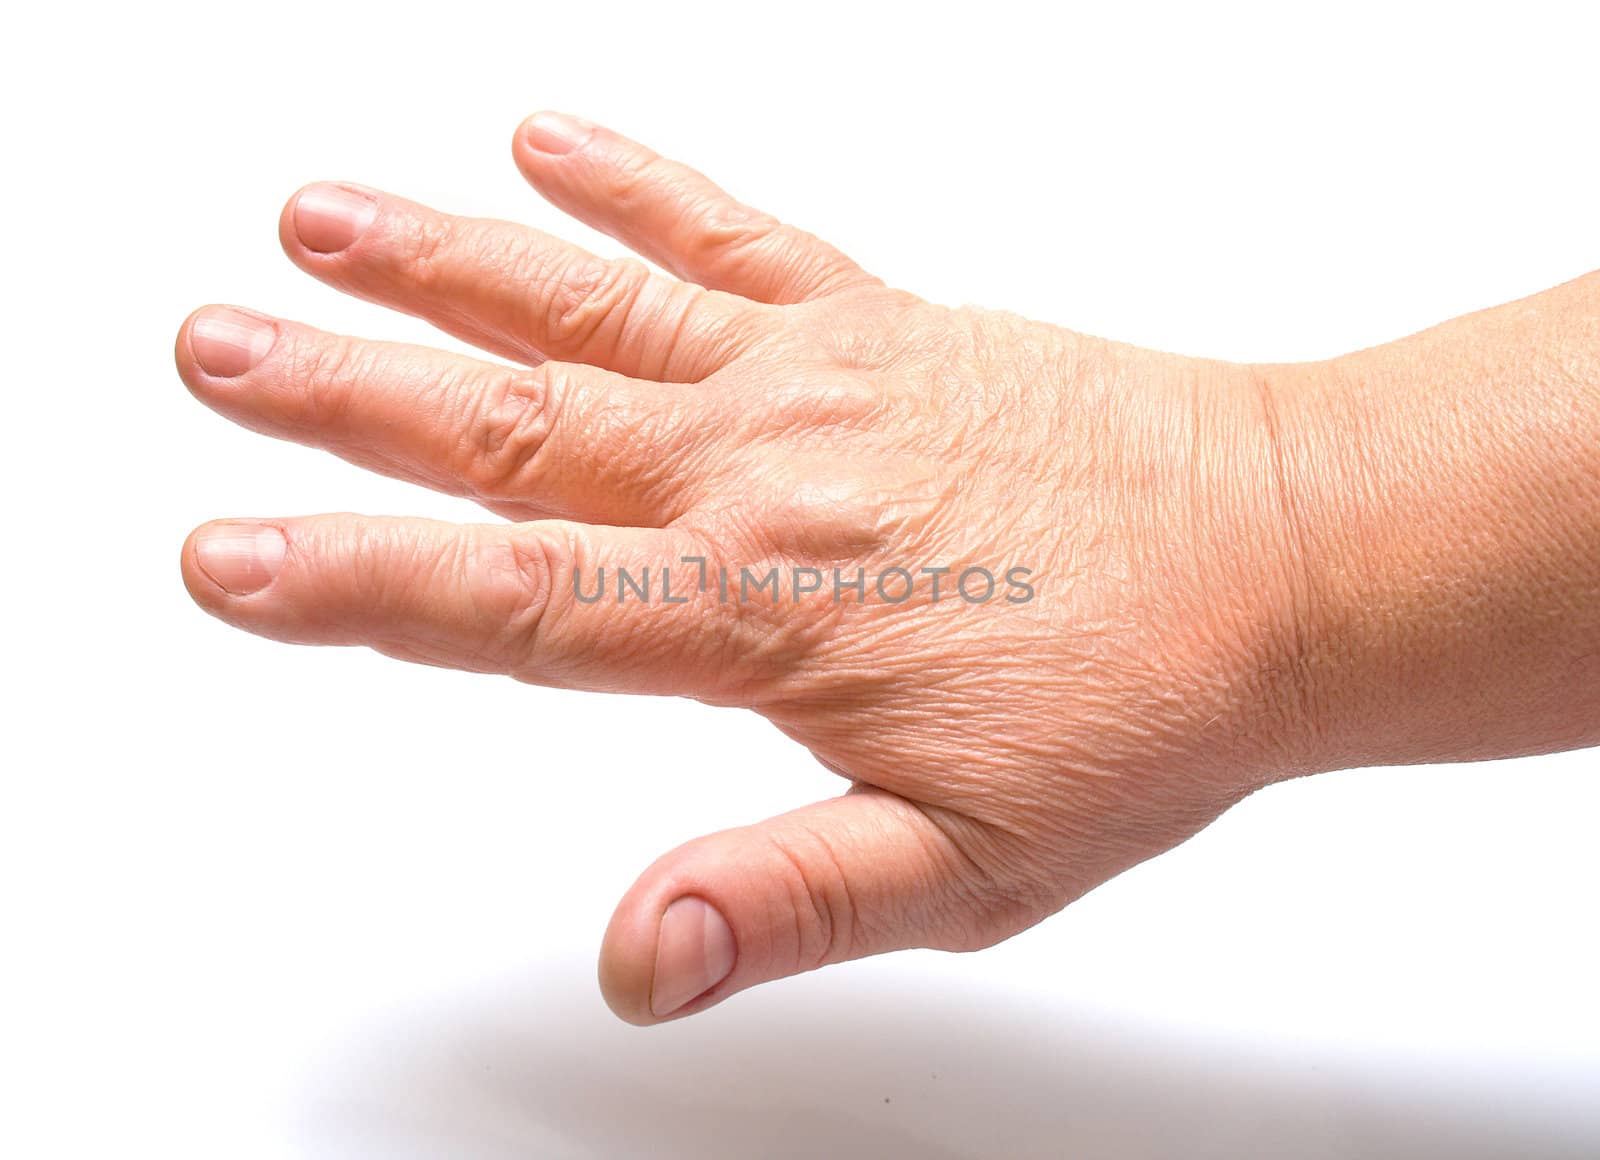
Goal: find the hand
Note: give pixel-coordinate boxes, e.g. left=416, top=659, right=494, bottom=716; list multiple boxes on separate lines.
left=177, top=111, right=1332, bottom=1023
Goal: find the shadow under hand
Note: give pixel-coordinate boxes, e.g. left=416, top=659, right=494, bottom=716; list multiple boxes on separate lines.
left=295, top=956, right=1596, bottom=1160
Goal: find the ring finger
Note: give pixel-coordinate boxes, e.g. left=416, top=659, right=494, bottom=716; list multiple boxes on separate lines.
left=279, top=183, right=768, bottom=381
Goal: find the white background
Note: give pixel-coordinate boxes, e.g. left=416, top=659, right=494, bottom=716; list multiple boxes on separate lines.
left=4, top=2, right=1597, bottom=1157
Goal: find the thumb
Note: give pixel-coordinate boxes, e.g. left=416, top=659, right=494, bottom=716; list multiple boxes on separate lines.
left=598, top=786, right=1039, bottom=1024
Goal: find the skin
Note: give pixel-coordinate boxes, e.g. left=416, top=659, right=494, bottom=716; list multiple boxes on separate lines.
left=177, top=111, right=1600, bottom=1025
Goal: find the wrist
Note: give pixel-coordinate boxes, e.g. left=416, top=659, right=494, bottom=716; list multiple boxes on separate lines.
left=1264, top=293, right=1600, bottom=773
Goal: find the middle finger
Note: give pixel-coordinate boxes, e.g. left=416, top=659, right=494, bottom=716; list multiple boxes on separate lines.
left=178, top=306, right=725, bottom=527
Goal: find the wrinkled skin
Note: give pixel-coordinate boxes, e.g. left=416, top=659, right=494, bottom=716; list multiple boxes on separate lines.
left=178, top=112, right=1598, bottom=1024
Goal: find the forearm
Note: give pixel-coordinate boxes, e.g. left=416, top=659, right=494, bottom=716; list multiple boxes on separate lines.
left=1279, top=272, right=1600, bottom=771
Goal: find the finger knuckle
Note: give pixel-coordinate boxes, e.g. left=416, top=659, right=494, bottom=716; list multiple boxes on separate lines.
left=397, top=213, right=456, bottom=292
left=339, top=518, right=435, bottom=613
left=543, top=257, right=648, bottom=352
left=463, top=366, right=566, bottom=500
left=297, top=338, right=371, bottom=428
left=766, top=825, right=859, bottom=971
left=686, top=201, right=785, bottom=273
left=476, top=527, right=573, bottom=669
left=597, top=146, right=668, bottom=211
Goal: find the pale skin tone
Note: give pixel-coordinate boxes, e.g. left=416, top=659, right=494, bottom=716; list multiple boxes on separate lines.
left=177, top=111, right=1600, bottom=1024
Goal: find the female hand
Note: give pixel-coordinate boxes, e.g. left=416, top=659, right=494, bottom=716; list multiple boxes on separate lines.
left=178, top=112, right=1600, bottom=1024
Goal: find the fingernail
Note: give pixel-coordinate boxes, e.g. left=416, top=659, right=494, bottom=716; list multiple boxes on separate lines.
left=194, top=524, right=286, bottom=596
left=293, top=184, right=377, bottom=253
left=523, top=111, right=594, bottom=155
left=190, top=307, right=277, bottom=378
left=651, top=896, right=736, bottom=1018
